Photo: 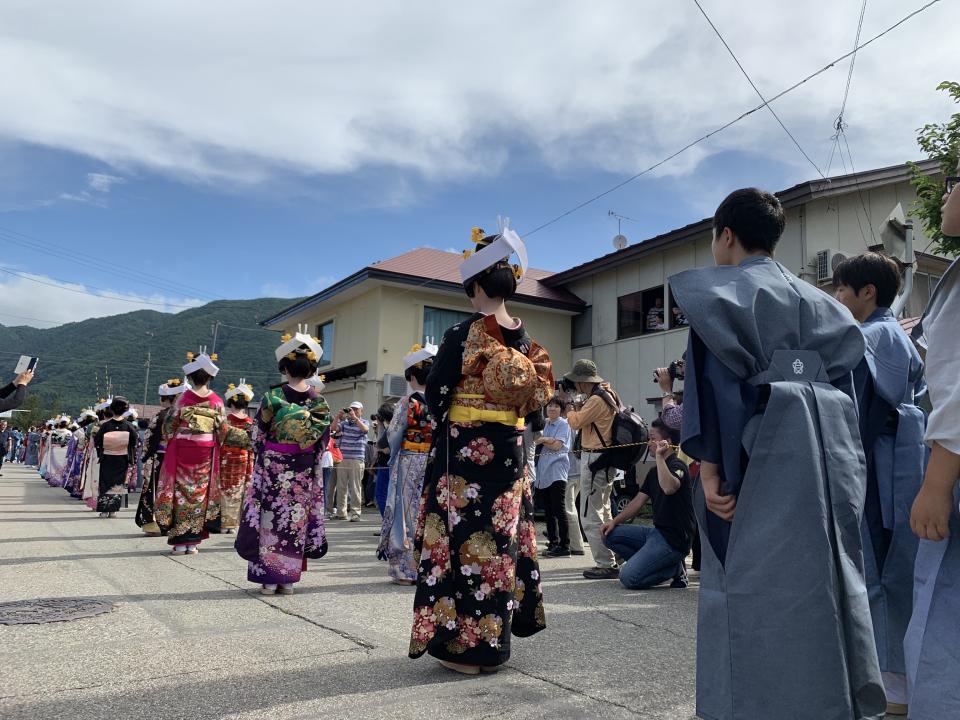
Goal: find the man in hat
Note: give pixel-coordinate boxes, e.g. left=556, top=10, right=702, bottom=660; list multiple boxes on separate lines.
left=565, top=359, right=623, bottom=579
left=330, top=400, right=369, bottom=521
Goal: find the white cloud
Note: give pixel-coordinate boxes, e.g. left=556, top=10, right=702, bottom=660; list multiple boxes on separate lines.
left=0, top=271, right=204, bottom=327
left=260, top=275, right=337, bottom=299
left=0, top=1, right=955, bottom=191
left=57, top=172, right=126, bottom=206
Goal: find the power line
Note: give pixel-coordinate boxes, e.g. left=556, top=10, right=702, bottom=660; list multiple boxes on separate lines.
left=0, top=266, right=203, bottom=310
left=691, top=0, right=825, bottom=179
left=523, top=0, right=943, bottom=238
left=0, top=224, right=225, bottom=301
left=839, top=129, right=878, bottom=246
left=825, top=0, right=869, bottom=177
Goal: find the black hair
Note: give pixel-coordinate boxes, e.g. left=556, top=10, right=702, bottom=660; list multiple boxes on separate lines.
left=227, top=395, right=250, bottom=410
left=546, top=396, right=565, bottom=410
left=832, top=252, right=901, bottom=308
left=463, top=233, right=518, bottom=301
left=96, top=410, right=106, bottom=421
left=110, top=396, right=130, bottom=417
left=404, top=361, right=432, bottom=386
left=712, top=188, right=785, bottom=254
left=79, top=416, right=96, bottom=429
left=187, top=369, right=213, bottom=388
left=278, top=347, right=318, bottom=381
left=651, top=416, right=680, bottom=446
left=57, top=420, right=69, bottom=428
left=101, top=407, right=115, bottom=419
left=376, top=402, right=395, bottom=423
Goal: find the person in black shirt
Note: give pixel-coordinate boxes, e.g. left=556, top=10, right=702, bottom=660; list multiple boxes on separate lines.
left=600, top=417, right=695, bottom=589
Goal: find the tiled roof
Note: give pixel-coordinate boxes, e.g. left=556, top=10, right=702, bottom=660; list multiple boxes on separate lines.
left=261, top=247, right=584, bottom=326
left=369, top=248, right=582, bottom=306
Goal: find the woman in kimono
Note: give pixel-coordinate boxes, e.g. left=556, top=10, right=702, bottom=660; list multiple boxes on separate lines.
left=120, top=408, right=141, bottom=492
left=409, top=224, right=553, bottom=675
left=81, top=401, right=110, bottom=510
left=45, top=418, right=72, bottom=486
left=37, top=420, right=53, bottom=477
left=219, top=380, right=255, bottom=534
left=94, top=397, right=138, bottom=517
left=137, top=380, right=186, bottom=535
left=235, top=328, right=331, bottom=595
left=378, top=342, right=437, bottom=584
left=66, top=411, right=96, bottom=498
left=155, top=350, right=226, bottom=555
left=905, top=252, right=960, bottom=717
left=24, top=427, right=40, bottom=467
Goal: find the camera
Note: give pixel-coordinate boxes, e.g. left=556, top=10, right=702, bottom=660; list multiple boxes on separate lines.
left=653, top=358, right=685, bottom=383
left=557, top=377, right=576, bottom=393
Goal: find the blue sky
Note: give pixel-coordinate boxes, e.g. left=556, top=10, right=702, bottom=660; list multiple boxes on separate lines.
left=0, top=1, right=955, bottom=326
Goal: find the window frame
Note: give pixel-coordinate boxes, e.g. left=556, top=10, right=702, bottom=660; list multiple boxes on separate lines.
left=617, top=285, right=666, bottom=340
left=315, top=319, right=334, bottom=367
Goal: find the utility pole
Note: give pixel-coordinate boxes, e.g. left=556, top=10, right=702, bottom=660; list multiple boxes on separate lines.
left=211, top=321, right=221, bottom=355
left=142, top=332, right=154, bottom=408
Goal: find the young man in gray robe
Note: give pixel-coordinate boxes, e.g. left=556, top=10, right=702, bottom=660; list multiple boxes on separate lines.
left=834, top=252, right=927, bottom=715
left=670, top=188, right=885, bottom=720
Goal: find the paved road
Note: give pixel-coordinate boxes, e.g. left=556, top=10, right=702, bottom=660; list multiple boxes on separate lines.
left=0, top=465, right=699, bottom=720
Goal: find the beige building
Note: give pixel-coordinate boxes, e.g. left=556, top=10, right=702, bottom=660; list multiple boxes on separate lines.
left=543, top=159, right=953, bottom=417
left=260, top=248, right=583, bottom=414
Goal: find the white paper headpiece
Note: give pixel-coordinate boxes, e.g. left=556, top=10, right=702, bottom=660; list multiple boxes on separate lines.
left=459, top=217, right=529, bottom=284
left=225, top=379, right=255, bottom=402
left=275, top=324, right=324, bottom=363
left=403, top=339, right=439, bottom=371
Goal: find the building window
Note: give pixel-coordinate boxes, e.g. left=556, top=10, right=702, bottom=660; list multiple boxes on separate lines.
left=618, top=286, right=665, bottom=339
left=571, top=307, right=593, bottom=348
left=316, top=320, right=334, bottom=367
left=423, top=306, right=473, bottom=343
left=667, top=287, right=689, bottom=328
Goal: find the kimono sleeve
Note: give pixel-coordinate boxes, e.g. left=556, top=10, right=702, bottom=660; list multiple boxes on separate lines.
left=93, top=425, right=105, bottom=459
left=126, top=423, right=138, bottom=463
left=425, top=323, right=467, bottom=421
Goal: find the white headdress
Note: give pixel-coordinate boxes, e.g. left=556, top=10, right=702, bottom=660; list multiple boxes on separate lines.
left=306, top=373, right=326, bottom=391
left=459, top=217, right=529, bottom=284
left=183, top=346, right=219, bottom=377
left=95, top=397, right=113, bottom=412
left=225, top=379, right=255, bottom=402
left=275, top=324, right=324, bottom=363
left=79, top=408, right=97, bottom=421
left=403, top=339, right=439, bottom=371
left=159, top=378, right=189, bottom=397
left=123, top=408, right=138, bottom=420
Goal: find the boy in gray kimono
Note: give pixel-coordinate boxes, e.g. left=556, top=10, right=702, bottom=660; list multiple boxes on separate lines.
left=670, top=188, right=885, bottom=720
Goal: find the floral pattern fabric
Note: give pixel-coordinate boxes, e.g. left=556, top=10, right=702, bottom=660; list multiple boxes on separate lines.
left=234, top=384, right=331, bottom=586
left=409, top=313, right=551, bottom=667
left=155, top=390, right=226, bottom=545
left=219, top=415, right=255, bottom=530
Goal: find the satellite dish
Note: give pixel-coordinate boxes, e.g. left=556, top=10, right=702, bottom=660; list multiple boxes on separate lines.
left=879, top=203, right=907, bottom=260
left=830, top=252, right=848, bottom=272
left=613, top=234, right=628, bottom=250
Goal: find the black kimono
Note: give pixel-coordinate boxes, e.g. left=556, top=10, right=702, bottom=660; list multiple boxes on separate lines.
left=94, top=419, right=137, bottom=513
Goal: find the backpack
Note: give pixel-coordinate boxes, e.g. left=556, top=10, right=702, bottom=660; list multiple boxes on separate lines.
left=588, top=387, right=649, bottom=474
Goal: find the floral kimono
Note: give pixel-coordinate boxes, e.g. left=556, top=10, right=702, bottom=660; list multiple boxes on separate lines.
left=219, top=413, right=255, bottom=531
left=44, top=429, right=72, bottom=486
left=81, top=423, right=102, bottom=510
left=136, top=407, right=171, bottom=534
left=155, top=390, right=227, bottom=547
left=378, top=391, right=433, bottom=581
left=235, top=385, right=331, bottom=586
left=409, top=313, right=553, bottom=667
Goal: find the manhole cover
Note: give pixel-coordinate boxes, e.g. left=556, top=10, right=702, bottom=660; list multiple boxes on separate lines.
left=0, top=597, right=116, bottom=625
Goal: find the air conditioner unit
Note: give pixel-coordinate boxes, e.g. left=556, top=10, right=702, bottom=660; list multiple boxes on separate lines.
left=383, top=374, right=409, bottom=398
left=813, top=248, right=839, bottom=284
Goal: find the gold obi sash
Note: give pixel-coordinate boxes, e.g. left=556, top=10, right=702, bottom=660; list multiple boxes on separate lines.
left=401, top=440, right=432, bottom=452
left=448, top=393, right=524, bottom=429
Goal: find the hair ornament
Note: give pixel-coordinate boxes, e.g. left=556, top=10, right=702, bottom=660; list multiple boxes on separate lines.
left=186, top=352, right=194, bottom=361
left=281, top=333, right=292, bottom=342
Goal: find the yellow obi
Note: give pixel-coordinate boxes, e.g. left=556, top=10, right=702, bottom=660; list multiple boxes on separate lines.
left=401, top=440, right=432, bottom=452
left=449, top=393, right=524, bottom=429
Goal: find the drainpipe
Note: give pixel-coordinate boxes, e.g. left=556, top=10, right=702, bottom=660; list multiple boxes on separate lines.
left=891, top=220, right=914, bottom=318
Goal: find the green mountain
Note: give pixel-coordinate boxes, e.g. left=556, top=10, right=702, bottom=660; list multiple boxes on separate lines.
left=0, top=297, right=300, bottom=425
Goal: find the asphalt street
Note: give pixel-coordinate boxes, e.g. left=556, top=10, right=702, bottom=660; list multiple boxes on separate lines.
left=0, top=464, right=699, bottom=720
